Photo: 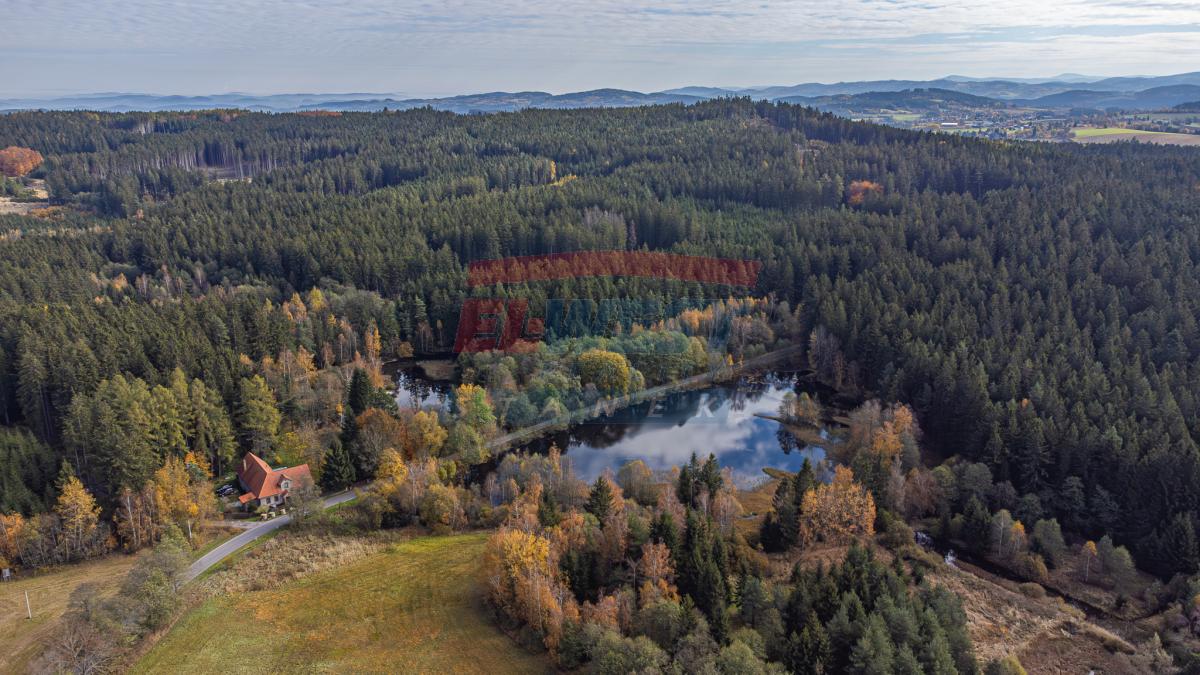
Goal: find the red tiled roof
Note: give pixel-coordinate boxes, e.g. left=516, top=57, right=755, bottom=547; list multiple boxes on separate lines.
left=237, top=452, right=311, bottom=504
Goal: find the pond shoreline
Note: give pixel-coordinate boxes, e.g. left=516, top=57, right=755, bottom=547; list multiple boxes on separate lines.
left=483, top=343, right=805, bottom=455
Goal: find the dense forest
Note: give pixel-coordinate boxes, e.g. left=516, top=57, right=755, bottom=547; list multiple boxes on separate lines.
left=1, top=101, right=1200, bottom=581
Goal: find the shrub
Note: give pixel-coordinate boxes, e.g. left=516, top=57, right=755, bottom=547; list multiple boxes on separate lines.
left=419, top=484, right=465, bottom=534
left=591, top=630, right=669, bottom=675
left=880, top=510, right=915, bottom=550
left=1018, top=582, right=1046, bottom=599
left=985, top=655, right=1028, bottom=675
left=1030, top=519, right=1066, bottom=568
left=1012, top=552, right=1049, bottom=584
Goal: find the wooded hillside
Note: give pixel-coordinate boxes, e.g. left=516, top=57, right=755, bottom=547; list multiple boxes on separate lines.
left=1, top=101, right=1199, bottom=576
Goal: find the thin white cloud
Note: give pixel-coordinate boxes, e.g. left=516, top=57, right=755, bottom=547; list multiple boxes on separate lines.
left=3, top=0, right=1199, bottom=95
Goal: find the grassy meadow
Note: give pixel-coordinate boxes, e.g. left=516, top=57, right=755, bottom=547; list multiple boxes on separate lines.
left=134, top=532, right=550, bottom=674
left=1072, top=127, right=1200, bottom=145
left=1072, top=127, right=1161, bottom=138
left=0, top=554, right=138, bottom=673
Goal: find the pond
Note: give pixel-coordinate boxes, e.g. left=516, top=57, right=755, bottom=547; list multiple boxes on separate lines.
left=389, top=364, right=452, bottom=412
left=517, top=371, right=834, bottom=488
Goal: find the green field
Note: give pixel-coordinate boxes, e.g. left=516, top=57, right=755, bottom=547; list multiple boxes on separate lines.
left=135, top=533, right=550, bottom=674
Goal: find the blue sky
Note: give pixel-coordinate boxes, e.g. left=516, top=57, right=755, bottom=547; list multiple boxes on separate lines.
left=4, top=0, right=1200, bottom=97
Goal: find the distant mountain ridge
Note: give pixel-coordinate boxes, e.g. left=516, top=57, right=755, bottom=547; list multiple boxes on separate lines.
left=4, top=71, right=1200, bottom=114
left=1021, top=85, right=1200, bottom=110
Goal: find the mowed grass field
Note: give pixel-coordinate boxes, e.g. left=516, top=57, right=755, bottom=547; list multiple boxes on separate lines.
left=1073, top=127, right=1200, bottom=145
left=135, top=532, right=551, bottom=674
left=0, top=554, right=138, bottom=673
left=1072, top=127, right=1161, bottom=138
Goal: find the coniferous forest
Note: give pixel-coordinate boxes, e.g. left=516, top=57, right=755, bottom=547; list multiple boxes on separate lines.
left=2, top=99, right=1200, bottom=583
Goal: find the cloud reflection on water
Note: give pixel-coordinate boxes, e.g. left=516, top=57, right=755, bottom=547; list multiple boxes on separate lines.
left=558, top=376, right=828, bottom=487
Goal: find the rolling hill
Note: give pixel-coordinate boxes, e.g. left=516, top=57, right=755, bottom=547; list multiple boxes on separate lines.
left=5, top=71, right=1200, bottom=114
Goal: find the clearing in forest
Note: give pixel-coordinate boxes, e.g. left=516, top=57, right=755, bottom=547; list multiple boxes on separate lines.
left=1072, top=127, right=1200, bottom=145
left=134, top=532, right=550, bottom=674
left=0, top=554, right=138, bottom=673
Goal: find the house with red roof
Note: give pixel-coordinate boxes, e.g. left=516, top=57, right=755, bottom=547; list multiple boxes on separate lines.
left=237, top=452, right=313, bottom=509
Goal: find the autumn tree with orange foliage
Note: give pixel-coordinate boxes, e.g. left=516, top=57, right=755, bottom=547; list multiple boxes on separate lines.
left=356, top=407, right=408, bottom=469
left=847, top=179, right=883, bottom=205
left=481, top=528, right=579, bottom=652
left=0, top=146, right=43, bottom=177
left=50, top=470, right=112, bottom=563
left=637, top=541, right=679, bottom=607
left=406, top=409, right=447, bottom=458
left=151, top=454, right=213, bottom=544
left=0, top=512, right=24, bottom=566
left=799, top=466, right=876, bottom=546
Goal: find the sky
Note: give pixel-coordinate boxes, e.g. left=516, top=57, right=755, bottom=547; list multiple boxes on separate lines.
left=4, top=0, right=1200, bottom=97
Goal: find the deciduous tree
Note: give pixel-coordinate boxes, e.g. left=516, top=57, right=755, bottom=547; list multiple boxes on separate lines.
left=799, top=466, right=876, bottom=545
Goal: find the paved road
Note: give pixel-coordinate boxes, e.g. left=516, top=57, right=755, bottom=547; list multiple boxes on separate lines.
left=182, top=490, right=355, bottom=584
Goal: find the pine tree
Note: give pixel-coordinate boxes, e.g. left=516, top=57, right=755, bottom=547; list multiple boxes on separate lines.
left=537, top=489, right=562, bottom=528
left=759, top=511, right=784, bottom=553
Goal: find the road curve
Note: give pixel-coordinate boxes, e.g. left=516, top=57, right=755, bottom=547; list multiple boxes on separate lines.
left=182, top=490, right=355, bottom=584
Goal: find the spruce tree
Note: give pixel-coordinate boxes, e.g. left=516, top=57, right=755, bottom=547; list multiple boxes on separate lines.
left=677, top=453, right=700, bottom=508
left=237, top=375, right=280, bottom=455
left=793, top=457, right=816, bottom=506
left=650, top=511, right=679, bottom=552
left=895, top=645, right=924, bottom=675
left=347, top=368, right=372, bottom=417
left=320, top=440, right=356, bottom=491
left=786, top=612, right=832, bottom=675
left=770, top=478, right=797, bottom=551
left=700, top=453, right=722, bottom=498
left=962, top=496, right=992, bottom=552
left=587, top=476, right=614, bottom=523
left=849, top=615, right=895, bottom=675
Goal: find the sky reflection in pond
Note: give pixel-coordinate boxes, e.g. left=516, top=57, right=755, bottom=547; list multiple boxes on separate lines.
left=391, top=367, right=451, bottom=412
left=524, top=373, right=830, bottom=488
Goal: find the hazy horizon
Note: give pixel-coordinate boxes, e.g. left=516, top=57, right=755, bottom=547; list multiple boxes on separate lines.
left=5, top=0, right=1200, bottom=98
left=4, top=69, right=1194, bottom=101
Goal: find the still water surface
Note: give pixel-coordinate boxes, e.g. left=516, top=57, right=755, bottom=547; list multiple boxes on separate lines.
left=515, top=372, right=830, bottom=487
left=392, top=365, right=831, bottom=487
